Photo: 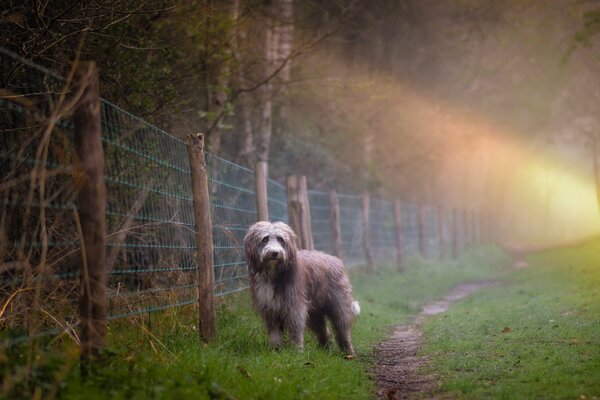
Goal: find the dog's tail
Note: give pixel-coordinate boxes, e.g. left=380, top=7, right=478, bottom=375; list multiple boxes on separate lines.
left=351, top=300, right=361, bottom=317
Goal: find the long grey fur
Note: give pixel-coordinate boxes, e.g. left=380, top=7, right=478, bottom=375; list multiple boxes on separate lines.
left=244, top=221, right=360, bottom=356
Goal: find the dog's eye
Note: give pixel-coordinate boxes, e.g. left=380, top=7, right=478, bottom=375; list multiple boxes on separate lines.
left=276, top=236, right=284, bottom=244
left=261, top=236, right=269, bottom=244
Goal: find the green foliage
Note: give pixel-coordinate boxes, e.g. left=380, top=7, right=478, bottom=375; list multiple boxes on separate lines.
left=420, top=238, right=600, bottom=399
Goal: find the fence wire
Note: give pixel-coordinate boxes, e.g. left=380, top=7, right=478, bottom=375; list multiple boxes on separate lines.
left=370, top=198, right=397, bottom=265
left=401, top=203, right=420, bottom=257
left=0, top=47, right=81, bottom=346
left=101, top=100, right=198, bottom=320
left=338, top=194, right=365, bottom=268
left=267, top=179, right=288, bottom=223
left=207, top=154, right=255, bottom=297
left=308, top=190, right=334, bottom=255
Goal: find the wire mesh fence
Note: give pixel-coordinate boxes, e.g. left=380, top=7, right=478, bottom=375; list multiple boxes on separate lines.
left=307, top=190, right=334, bottom=255
left=0, top=47, right=82, bottom=346
left=401, top=203, right=420, bottom=257
left=422, top=206, right=439, bottom=259
left=207, top=154, right=256, bottom=297
left=1, top=48, right=481, bottom=349
left=267, top=179, right=288, bottom=223
left=370, top=198, right=397, bottom=265
left=337, top=194, right=365, bottom=268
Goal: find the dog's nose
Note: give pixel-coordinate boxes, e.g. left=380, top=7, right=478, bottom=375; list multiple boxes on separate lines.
left=270, top=251, right=279, bottom=259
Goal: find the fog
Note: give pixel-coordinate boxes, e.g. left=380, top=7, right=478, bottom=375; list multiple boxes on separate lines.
left=299, top=0, right=600, bottom=245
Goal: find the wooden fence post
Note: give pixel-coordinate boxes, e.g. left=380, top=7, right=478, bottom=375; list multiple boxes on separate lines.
left=254, top=161, right=269, bottom=222
left=451, top=208, right=459, bottom=259
left=437, top=205, right=444, bottom=259
left=300, top=177, right=314, bottom=251
left=73, top=61, right=108, bottom=370
left=286, top=175, right=314, bottom=250
left=471, top=209, right=479, bottom=243
left=418, top=205, right=426, bottom=258
left=362, top=193, right=374, bottom=272
left=328, top=190, right=342, bottom=259
left=186, top=133, right=216, bottom=343
left=393, top=200, right=404, bottom=271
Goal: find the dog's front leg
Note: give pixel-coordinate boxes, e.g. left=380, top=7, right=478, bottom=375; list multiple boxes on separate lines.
left=266, top=316, right=284, bottom=349
left=287, top=307, right=307, bottom=351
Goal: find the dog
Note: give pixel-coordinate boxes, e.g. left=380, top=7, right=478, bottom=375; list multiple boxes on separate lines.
left=244, top=221, right=360, bottom=356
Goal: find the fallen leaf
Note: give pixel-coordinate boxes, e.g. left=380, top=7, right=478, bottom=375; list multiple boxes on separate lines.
left=236, top=365, right=252, bottom=379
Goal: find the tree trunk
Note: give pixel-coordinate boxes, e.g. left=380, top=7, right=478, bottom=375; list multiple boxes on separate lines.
left=256, top=0, right=293, bottom=163
left=205, top=0, right=232, bottom=155
left=256, top=4, right=276, bottom=163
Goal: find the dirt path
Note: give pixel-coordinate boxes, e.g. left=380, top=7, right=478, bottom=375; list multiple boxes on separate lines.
left=373, top=280, right=500, bottom=400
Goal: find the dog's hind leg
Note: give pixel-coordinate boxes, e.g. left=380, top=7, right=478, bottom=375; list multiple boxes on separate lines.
left=329, top=310, right=355, bottom=356
left=307, top=311, right=330, bottom=347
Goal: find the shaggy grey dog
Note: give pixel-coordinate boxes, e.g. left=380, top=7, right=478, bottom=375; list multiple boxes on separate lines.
left=244, top=221, right=360, bottom=355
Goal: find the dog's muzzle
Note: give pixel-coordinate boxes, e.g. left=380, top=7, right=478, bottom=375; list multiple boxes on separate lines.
left=261, top=242, right=285, bottom=265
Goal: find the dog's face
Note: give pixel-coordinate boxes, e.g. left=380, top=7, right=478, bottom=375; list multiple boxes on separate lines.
left=244, top=221, right=297, bottom=271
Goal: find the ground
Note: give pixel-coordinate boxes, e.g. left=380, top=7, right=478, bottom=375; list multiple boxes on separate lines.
left=374, top=281, right=500, bottom=399
left=5, top=241, right=600, bottom=399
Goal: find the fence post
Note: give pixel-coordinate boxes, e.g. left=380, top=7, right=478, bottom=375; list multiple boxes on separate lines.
left=328, top=190, right=342, bottom=259
left=463, top=209, right=470, bottom=248
left=286, top=175, right=314, bottom=250
left=451, top=208, right=458, bottom=259
left=393, top=200, right=404, bottom=271
left=418, top=205, right=426, bottom=258
left=73, top=61, right=107, bottom=375
left=362, top=193, right=374, bottom=272
left=186, top=133, right=216, bottom=343
left=73, top=61, right=108, bottom=370
left=472, top=209, right=478, bottom=243
left=254, top=161, right=269, bottom=222
left=437, top=205, right=444, bottom=259
left=301, top=178, right=314, bottom=251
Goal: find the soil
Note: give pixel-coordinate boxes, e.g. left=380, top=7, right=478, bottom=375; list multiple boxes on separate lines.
left=373, top=280, right=500, bottom=400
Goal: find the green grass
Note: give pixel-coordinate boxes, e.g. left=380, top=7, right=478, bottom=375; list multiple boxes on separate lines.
left=1, top=245, right=510, bottom=399
left=420, top=238, right=600, bottom=399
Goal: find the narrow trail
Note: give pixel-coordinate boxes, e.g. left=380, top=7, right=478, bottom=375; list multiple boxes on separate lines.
left=373, top=280, right=501, bottom=400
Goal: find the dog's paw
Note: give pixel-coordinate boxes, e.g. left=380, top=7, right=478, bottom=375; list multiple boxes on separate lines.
left=344, top=354, right=355, bottom=360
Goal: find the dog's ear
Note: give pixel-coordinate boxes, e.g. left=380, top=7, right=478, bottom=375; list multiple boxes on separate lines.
left=244, top=222, right=264, bottom=270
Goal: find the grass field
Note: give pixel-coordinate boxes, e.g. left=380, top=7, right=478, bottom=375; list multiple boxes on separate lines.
left=420, top=238, right=600, bottom=399
left=1, top=245, right=510, bottom=399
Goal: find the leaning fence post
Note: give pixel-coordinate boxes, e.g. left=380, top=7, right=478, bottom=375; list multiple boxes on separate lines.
left=286, top=175, right=314, bottom=250
left=418, top=205, right=426, bottom=258
left=186, top=133, right=216, bottom=343
left=451, top=208, right=459, bottom=259
left=254, top=161, right=269, bottom=222
left=73, top=61, right=108, bottom=370
left=362, top=193, right=374, bottom=273
left=328, top=190, right=342, bottom=259
left=393, top=200, right=404, bottom=271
